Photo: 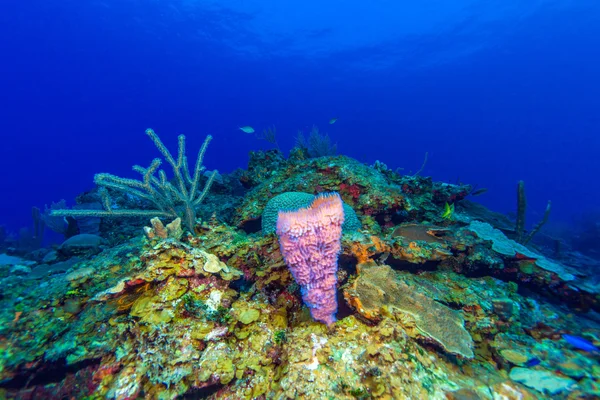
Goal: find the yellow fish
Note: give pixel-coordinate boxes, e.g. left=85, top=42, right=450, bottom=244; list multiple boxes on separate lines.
left=239, top=126, right=255, bottom=134
left=441, top=202, right=454, bottom=219
left=329, top=117, right=338, bottom=124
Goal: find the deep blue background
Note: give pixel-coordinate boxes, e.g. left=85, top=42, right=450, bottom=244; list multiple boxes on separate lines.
left=1, top=0, right=599, bottom=237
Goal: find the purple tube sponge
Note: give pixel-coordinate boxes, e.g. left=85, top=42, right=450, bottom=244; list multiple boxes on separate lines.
left=276, top=193, right=345, bottom=326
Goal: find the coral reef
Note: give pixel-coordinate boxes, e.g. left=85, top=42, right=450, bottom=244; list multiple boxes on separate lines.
left=1, top=146, right=599, bottom=399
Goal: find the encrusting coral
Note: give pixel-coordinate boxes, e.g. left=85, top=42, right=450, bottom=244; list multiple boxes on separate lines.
left=344, top=263, right=474, bottom=358
left=143, top=217, right=184, bottom=241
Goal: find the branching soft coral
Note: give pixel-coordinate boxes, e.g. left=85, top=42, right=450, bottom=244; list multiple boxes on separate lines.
left=52, top=129, right=217, bottom=232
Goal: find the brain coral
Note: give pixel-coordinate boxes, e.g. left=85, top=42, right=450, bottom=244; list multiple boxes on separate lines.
left=345, top=264, right=474, bottom=358
left=262, top=192, right=361, bottom=234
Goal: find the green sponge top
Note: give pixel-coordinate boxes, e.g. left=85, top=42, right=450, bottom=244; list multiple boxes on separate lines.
left=261, top=192, right=361, bottom=234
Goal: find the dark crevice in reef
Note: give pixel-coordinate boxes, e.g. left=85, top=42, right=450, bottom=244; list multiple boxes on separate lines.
left=230, top=277, right=254, bottom=293
left=0, top=358, right=101, bottom=390
left=373, top=208, right=406, bottom=228
left=516, top=279, right=595, bottom=312
left=240, top=217, right=262, bottom=234
left=437, top=300, right=464, bottom=311
left=338, top=254, right=358, bottom=276
left=458, top=261, right=598, bottom=313
left=455, top=262, right=500, bottom=279
left=336, top=288, right=354, bottom=320
left=386, top=258, right=439, bottom=273
left=181, top=384, right=224, bottom=399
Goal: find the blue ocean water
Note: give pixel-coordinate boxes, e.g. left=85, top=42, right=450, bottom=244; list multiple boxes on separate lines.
left=1, top=1, right=599, bottom=240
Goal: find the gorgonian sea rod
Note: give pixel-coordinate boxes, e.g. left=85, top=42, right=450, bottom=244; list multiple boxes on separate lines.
left=276, top=193, right=345, bottom=326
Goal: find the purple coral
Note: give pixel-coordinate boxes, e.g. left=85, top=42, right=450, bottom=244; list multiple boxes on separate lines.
left=276, top=193, right=345, bottom=326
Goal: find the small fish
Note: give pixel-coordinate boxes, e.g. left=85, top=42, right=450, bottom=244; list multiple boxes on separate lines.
left=12, top=311, right=22, bottom=323
left=524, top=357, right=541, bottom=367
left=441, top=202, right=455, bottom=220
left=329, top=117, right=338, bottom=125
left=238, top=126, right=255, bottom=134
left=563, top=334, right=600, bottom=352
left=470, top=188, right=488, bottom=197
